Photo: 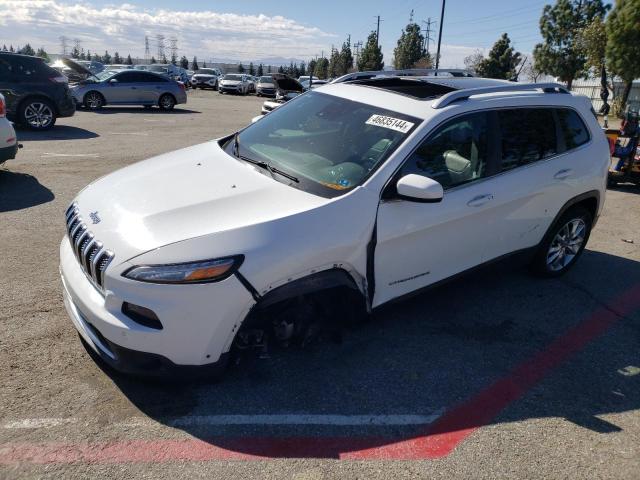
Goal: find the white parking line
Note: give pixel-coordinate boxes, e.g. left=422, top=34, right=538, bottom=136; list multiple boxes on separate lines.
left=108, top=132, right=149, bottom=136
left=41, top=153, right=100, bottom=158
left=3, top=411, right=444, bottom=430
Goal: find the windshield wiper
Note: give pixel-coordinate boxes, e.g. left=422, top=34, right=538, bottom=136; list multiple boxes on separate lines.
left=231, top=132, right=298, bottom=183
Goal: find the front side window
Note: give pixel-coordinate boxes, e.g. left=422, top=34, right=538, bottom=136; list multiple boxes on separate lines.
left=498, top=108, right=557, bottom=171
left=228, top=91, right=420, bottom=196
left=398, top=112, right=490, bottom=190
left=556, top=108, right=590, bottom=151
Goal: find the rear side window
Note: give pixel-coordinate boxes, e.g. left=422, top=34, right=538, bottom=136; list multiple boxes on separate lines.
left=556, top=108, right=590, bottom=150
left=498, top=108, right=557, bottom=172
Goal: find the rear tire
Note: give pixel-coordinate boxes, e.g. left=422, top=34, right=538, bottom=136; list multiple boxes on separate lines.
left=530, top=206, right=592, bottom=277
left=158, top=94, right=176, bottom=111
left=83, top=91, right=104, bottom=110
left=19, top=98, right=57, bottom=130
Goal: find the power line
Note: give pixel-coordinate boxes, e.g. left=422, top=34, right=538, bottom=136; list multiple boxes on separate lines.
left=447, top=1, right=547, bottom=25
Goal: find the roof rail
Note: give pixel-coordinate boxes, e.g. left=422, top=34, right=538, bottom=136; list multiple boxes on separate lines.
left=431, top=82, right=570, bottom=109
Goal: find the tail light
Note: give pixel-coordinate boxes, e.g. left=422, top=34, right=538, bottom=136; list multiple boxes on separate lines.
left=0, top=97, right=5, bottom=117
left=178, top=82, right=186, bottom=92
left=49, top=75, right=69, bottom=84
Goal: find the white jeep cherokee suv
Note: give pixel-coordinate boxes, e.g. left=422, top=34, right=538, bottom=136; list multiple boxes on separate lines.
left=60, top=77, right=609, bottom=377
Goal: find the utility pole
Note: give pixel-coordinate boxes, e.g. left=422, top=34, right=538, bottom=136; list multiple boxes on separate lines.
left=435, top=0, right=446, bottom=73
left=59, top=36, right=69, bottom=56
left=422, top=18, right=436, bottom=55
left=144, top=35, right=150, bottom=63
left=375, top=15, right=381, bottom=48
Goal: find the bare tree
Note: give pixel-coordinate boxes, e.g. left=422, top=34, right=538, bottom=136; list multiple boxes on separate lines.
left=463, top=49, right=484, bottom=74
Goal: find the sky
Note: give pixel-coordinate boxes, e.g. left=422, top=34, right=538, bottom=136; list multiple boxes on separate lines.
left=0, top=0, right=560, bottom=67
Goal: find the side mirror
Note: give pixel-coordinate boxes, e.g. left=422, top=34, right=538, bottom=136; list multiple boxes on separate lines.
left=108, top=78, right=118, bottom=84
left=396, top=174, right=444, bottom=203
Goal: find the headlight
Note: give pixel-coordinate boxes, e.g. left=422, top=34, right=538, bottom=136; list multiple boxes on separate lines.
left=123, top=256, right=243, bottom=284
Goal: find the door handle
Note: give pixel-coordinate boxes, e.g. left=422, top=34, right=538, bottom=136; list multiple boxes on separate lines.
left=554, top=168, right=572, bottom=180
left=467, top=194, right=494, bottom=207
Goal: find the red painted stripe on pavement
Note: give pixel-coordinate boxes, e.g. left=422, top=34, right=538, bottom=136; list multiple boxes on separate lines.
left=2, top=285, right=639, bottom=464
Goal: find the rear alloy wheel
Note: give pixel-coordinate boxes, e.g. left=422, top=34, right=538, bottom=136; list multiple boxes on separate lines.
left=83, top=91, right=104, bottom=110
left=159, top=94, right=176, bottom=111
left=20, top=99, right=56, bottom=130
left=531, top=206, right=592, bottom=277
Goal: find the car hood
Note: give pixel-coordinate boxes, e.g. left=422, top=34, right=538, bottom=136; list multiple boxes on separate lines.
left=73, top=140, right=328, bottom=263
left=220, top=80, right=241, bottom=85
left=59, top=57, right=97, bottom=78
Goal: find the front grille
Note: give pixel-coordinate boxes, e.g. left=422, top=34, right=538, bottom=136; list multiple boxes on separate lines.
left=65, top=202, right=114, bottom=293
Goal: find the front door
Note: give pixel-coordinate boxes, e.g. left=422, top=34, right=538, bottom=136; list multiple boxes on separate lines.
left=373, top=111, right=502, bottom=307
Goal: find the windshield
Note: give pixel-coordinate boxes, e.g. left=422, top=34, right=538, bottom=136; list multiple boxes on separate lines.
left=196, top=69, right=217, bottom=75
left=95, top=70, right=118, bottom=81
left=148, top=65, right=168, bottom=73
left=223, top=74, right=243, bottom=80
left=259, top=76, right=273, bottom=83
left=228, top=91, right=419, bottom=196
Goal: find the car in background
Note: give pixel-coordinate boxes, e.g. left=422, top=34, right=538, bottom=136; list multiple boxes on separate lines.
left=67, top=66, right=187, bottom=111
left=0, top=93, right=19, bottom=164
left=185, top=70, right=195, bottom=87
left=256, top=75, right=276, bottom=96
left=247, top=76, right=257, bottom=94
left=259, top=74, right=304, bottom=114
left=0, top=52, right=76, bottom=130
left=301, top=79, right=329, bottom=91
left=190, top=68, right=221, bottom=90
left=145, top=64, right=188, bottom=84
left=297, top=75, right=319, bottom=83
left=218, top=74, right=251, bottom=95
left=51, top=59, right=105, bottom=83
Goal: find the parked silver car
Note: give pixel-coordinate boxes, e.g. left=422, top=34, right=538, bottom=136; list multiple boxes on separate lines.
left=68, top=67, right=187, bottom=111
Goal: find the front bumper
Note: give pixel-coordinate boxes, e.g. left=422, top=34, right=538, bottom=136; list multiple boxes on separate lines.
left=219, top=85, right=243, bottom=93
left=60, top=239, right=255, bottom=374
left=192, top=78, right=217, bottom=87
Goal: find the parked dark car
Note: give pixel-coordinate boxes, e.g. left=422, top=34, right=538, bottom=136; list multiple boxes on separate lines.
left=0, top=52, right=76, bottom=130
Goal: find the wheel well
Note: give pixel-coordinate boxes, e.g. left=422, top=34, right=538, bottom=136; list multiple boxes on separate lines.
left=573, top=196, right=598, bottom=220
left=17, top=95, right=57, bottom=117
left=159, top=92, right=176, bottom=102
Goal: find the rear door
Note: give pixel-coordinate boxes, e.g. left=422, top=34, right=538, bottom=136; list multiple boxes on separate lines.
left=136, top=72, right=167, bottom=103
left=481, top=107, right=587, bottom=261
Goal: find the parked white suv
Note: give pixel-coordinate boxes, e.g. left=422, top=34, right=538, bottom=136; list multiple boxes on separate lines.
left=60, top=77, right=609, bottom=377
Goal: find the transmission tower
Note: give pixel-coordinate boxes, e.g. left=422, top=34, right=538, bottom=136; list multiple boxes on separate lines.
left=59, top=36, right=69, bottom=56
left=144, top=35, right=150, bottom=62
left=169, top=36, right=178, bottom=64
left=421, top=18, right=437, bottom=55
left=353, top=41, right=363, bottom=68
left=73, top=38, right=82, bottom=57
left=156, top=34, right=165, bottom=61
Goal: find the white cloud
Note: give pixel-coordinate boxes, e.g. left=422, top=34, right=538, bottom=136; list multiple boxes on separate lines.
left=0, top=0, right=335, bottom=61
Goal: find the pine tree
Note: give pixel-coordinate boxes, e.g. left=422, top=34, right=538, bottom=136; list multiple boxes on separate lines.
left=533, top=0, right=609, bottom=89
left=257, top=63, right=264, bottom=76
left=9, top=45, right=15, bottom=53
left=249, top=62, right=255, bottom=75
left=102, top=51, right=111, bottom=64
left=113, top=52, right=122, bottom=64
left=393, top=22, right=425, bottom=69
left=278, top=65, right=284, bottom=73
left=606, top=0, right=640, bottom=111
left=20, top=44, right=36, bottom=56
left=79, top=50, right=86, bottom=60
left=1, top=45, right=6, bottom=51
left=86, top=50, right=92, bottom=61
left=180, top=56, right=189, bottom=69
left=191, top=56, right=199, bottom=70
left=308, top=59, right=317, bottom=76
left=202, top=61, right=207, bottom=68
left=299, top=61, right=306, bottom=77
left=238, top=63, right=245, bottom=73
left=171, top=53, right=177, bottom=66
left=340, top=38, right=354, bottom=74
left=126, top=54, right=133, bottom=65
left=328, top=48, right=342, bottom=77
left=358, top=31, right=384, bottom=71
left=71, top=46, right=80, bottom=59
left=267, top=64, right=272, bottom=73
left=150, top=56, right=157, bottom=64
left=476, top=33, right=521, bottom=79
left=35, top=48, right=50, bottom=62
left=314, top=57, right=329, bottom=79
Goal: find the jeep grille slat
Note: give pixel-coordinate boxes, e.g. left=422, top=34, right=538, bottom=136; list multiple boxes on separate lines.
left=64, top=202, right=114, bottom=294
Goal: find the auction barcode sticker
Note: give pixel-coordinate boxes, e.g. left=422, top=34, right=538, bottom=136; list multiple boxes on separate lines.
left=365, top=115, right=414, bottom=133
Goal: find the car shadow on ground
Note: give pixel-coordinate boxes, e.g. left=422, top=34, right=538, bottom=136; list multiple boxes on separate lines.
left=0, top=170, right=55, bottom=212
left=608, top=183, right=640, bottom=195
left=97, top=250, right=640, bottom=459
left=15, top=125, right=99, bottom=142
left=88, top=107, right=201, bottom=115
